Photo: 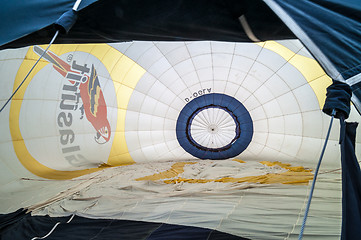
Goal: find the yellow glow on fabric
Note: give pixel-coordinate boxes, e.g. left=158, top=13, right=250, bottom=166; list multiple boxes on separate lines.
left=137, top=160, right=313, bottom=185
left=259, top=41, right=332, bottom=109
left=260, top=161, right=312, bottom=172
left=10, top=44, right=145, bottom=179
left=233, top=159, right=246, bottom=164
left=164, top=172, right=313, bottom=185
left=136, top=162, right=197, bottom=181
left=106, top=50, right=146, bottom=166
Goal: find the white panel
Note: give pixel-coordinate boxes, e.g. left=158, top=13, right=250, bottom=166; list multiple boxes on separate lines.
left=41, top=101, right=59, bottom=136
left=192, top=54, right=212, bottom=70
left=125, top=111, right=139, bottom=131
left=153, top=102, right=171, bottom=119
left=197, top=68, right=213, bottom=81
left=227, top=69, right=247, bottom=84
left=137, top=113, right=153, bottom=131
left=151, top=116, right=165, bottom=131
left=164, top=130, right=177, bottom=141
left=147, top=57, right=172, bottom=79
left=302, top=111, right=324, bottom=138
left=242, top=142, right=263, bottom=156
left=102, top=79, right=118, bottom=108
left=224, top=82, right=241, bottom=97
left=231, top=55, right=254, bottom=73
left=211, top=41, right=235, bottom=54
left=277, top=64, right=307, bottom=89
left=181, top=71, right=200, bottom=86
left=257, top=48, right=287, bottom=72
left=186, top=41, right=211, bottom=57
left=138, top=131, right=153, bottom=147
left=212, top=53, right=233, bottom=68
left=171, top=146, right=193, bottom=160
left=281, top=135, right=302, bottom=157
left=140, top=96, right=158, bottom=115
left=141, top=145, right=159, bottom=161
left=0, top=107, right=11, bottom=144
left=212, top=80, right=227, bottom=94
left=158, top=68, right=180, bottom=87
left=124, top=131, right=141, bottom=152
left=266, top=133, right=284, bottom=152
left=166, top=107, right=181, bottom=121
left=293, top=84, right=320, bottom=112
left=213, top=67, right=229, bottom=81
left=242, top=94, right=261, bottom=111
left=128, top=148, right=147, bottom=162
left=0, top=142, right=31, bottom=185
left=169, top=78, right=189, bottom=95
left=0, top=59, right=29, bottom=99
left=234, top=43, right=262, bottom=60
left=135, top=72, right=157, bottom=94
left=20, top=100, right=44, bottom=139
left=260, top=146, right=281, bottom=160
left=241, top=75, right=262, bottom=94
left=127, top=90, right=146, bottom=112
left=252, top=119, right=268, bottom=133
left=268, top=116, right=285, bottom=134
left=263, top=99, right=283, bottom=118
left=264, top=74, right=290, bottom=98
left=0, top=47, right=28, bottom=61
left=249, top=62, right=274, bottom=83
left=164, top=46, right=190, bottom=65
left=296, top=137, right=322, bottom=162
left=173, top=59, right=195, bottom=77
left=163, top=119, right=177, bottom=130
left=253, top=84, right=275, bottom=105
left=321, top=140, right=341, bottom=167
left=154, top=143, right=172, bottom=160
left=108, top=42, right=133, bottom=55
left=251, top=132, right=268, bottom=146
left=159, top=91, right=177, bottom=109
left=284, top=113, right=303, bottom=136
left=151, top=131, right=166, bottom=145
left=147, top=80, right=169, bottom=101
left=276, top=91, right=301, bottom=115
left=322, top=115, right=340, bottom=141
left=156, top=42, right=184, bottom=55
left=136, top=46, right=163, bottom=70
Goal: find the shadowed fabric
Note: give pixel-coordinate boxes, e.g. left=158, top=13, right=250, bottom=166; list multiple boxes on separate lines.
left=340, top=121, right=361, bottom=240
left=0, top=210, right=249, bottom=240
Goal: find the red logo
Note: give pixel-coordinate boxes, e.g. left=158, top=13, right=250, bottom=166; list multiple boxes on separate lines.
left=34, top=46, right=111, bottom=144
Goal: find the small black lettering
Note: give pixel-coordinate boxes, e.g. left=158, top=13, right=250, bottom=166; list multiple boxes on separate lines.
left=59, top=129, right=75, bottom=145
left=57, top=112, right=72, bottom=127
left=72, top=61, right=90, bottom=74
left=62, top=145, right=80, bottom=154
left=60, top=93, right=77, bottom=110
left=65, top=154, right=87, bottom=166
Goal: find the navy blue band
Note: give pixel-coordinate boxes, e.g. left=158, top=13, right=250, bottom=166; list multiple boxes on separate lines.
left=176, top=93, right=253, bottom=160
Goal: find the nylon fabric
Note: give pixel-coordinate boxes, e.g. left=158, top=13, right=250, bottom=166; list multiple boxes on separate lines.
left=265, top=0, right=361, bottom=112
left=323, top=80, right=352, bottom=119
left=0, top=0, right=295, bottom=49
left=0, top=0, right=97, bottom=46
left=0, top=211, right=247, bottom=240
left=340, top=121, right=361, bottom=240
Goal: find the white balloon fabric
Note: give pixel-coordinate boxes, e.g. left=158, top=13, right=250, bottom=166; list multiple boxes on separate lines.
left=0, top=40, right=360, bottom=239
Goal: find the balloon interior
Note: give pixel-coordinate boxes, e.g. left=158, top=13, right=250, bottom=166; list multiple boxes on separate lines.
left=1, top=2, right=361, bottom=239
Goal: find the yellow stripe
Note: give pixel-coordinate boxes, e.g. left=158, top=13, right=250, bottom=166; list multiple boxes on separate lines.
left=258, top=41, right=332, bottom=109
left=136, top=162, right=197, bottom=181
left=137, top=160, right=313, bottom=185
